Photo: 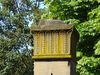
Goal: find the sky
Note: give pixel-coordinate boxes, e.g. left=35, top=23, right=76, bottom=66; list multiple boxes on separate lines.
left=29, top=1, right=45, bottom=27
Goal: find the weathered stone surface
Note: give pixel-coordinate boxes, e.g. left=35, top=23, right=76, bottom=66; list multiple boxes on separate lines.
left=31, top=20, right=73, bottom=31
left=34, top=61, right=70, bottom=75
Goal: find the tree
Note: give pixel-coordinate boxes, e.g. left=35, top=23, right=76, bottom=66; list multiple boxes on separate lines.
left=44, top=0, right=100, bottom=75
left=0, top=0, right=44, bottom=75
left=76, top=5, right=100, bottom=75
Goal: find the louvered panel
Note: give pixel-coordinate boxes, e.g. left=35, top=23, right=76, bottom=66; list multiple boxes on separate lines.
left=54, top=32, right=59, bottom=54
left=58, top=32, right=63, bottom=54
left=48, top=32, right=52, bottom=54
left=44, top=32, right=49, bottom=54
left=62, top=31, right=67, bottom=54
left=63, top=31, right=68, bottom=54
left=40, top=32, right=45, bottom=55
left=37, top=32, right=42, bottom=55
left=45, top=33, right=49, bottom=54
left=34, top=33, right=38, bottom=55
left=33, top=31, right=71, bottom=57
left=66, top=32, right=71, bottom=54
left=51, top=32, right=54, bottom=54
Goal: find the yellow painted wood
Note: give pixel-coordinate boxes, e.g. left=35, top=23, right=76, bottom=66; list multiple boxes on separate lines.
left=32, top=54, right=71, bottom=59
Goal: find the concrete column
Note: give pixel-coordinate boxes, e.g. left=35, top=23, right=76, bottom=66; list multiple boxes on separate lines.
left=34, top=61, right=70, bottom=75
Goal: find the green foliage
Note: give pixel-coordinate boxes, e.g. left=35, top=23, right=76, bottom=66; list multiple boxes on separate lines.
left=44, top=0, right=100, bottom=22
left=76, top=5, right=100, bottom=74
left=77, top=6, right=100, bottom=56
left=95, top=41, right=100, bottom=55
left=77, top=51, right=83, bottom=58
left=77, top=57, right=100, bottom=75
left=44, top=0, right=100, bottom=75
left=0, top=0, right=44, bottom=75
left=0, top=51, right=33, bottom=75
